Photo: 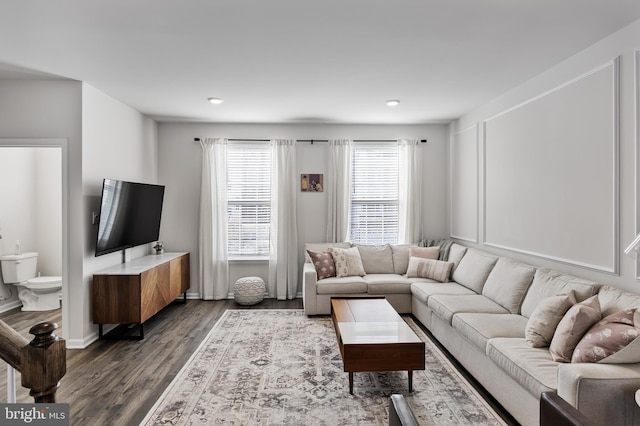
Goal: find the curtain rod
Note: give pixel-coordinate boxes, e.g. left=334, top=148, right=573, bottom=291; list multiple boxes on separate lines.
left=193, top=138, right=427, bottom=144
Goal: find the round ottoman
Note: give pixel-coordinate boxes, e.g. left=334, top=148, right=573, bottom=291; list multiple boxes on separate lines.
left=234, top=276, right=266, bottom=305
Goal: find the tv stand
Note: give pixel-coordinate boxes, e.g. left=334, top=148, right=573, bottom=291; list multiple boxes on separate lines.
left=92, top=252, right=190, bottom=340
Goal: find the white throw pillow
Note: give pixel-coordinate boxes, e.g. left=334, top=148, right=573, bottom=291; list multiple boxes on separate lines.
left=409, top=246, right=440, bottom=260
left=406, top=257, right=453, bottom=282
left=329, top=247, right=366, bottom=278
left=525, top=290, right=576, bottom=348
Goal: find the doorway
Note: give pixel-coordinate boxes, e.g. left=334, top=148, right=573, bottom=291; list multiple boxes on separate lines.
left=0, top=139, right=68, bottom=340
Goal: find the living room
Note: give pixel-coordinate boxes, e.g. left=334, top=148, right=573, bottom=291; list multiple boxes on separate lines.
left=1, top=2, right=640, bottom=425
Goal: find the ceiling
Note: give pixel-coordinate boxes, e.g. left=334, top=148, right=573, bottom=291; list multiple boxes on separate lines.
left=1, top=1, right=640, bottom=124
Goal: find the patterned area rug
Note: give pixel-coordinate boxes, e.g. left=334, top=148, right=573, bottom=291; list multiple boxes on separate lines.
left=141, top=310, right=508, bottom=425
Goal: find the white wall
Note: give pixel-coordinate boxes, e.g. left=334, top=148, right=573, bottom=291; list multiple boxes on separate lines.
left=35, top=148, right=62, bottom=276
left=158, top=123, right=448, bottom=298
left=81, top=83, right=158, bottom=345
left=451, top=19, right=640, bottom=293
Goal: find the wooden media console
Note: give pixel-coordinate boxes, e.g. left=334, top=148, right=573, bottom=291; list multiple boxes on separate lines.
left=92, top=252, right=190, bottom=339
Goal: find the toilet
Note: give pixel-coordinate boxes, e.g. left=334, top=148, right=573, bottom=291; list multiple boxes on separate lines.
left=0, top=252, right=62, bottom=311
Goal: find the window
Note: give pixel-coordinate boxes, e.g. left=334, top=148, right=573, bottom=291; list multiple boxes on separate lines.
left=227, top=143, right=271, bottom=256
left=350, top=143, right=399, bottom=244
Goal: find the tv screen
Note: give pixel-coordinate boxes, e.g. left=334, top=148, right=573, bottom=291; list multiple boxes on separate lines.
left=95, top=179, right=165, bottom=257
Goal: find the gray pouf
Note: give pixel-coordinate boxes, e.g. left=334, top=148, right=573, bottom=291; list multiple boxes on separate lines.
left=234, top=276, right=266, bottom=305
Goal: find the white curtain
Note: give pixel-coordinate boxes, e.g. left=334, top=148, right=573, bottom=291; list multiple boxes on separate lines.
left=398, top=139, right=423, bottom=244
left=326, top=139, right=352, bottom=242
left=268, top=139, right=299, bottom=300
left=199, top=138, right=229, bottom=300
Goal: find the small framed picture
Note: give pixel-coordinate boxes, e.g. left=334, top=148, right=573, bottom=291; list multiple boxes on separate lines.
left=301, top=174, right=323, bottom=192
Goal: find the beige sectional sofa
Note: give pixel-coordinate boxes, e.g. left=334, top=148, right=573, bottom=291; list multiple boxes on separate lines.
left=303, top=241, right=640, bottom=426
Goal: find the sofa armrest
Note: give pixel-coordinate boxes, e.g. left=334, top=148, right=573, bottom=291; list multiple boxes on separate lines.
left=557, top=363, right=640, bottom=425
left=540, top=392, right=593, bottom=426
left=389, top=394, right=419, bottom=426
left=303, top=262, right=318, bottom=315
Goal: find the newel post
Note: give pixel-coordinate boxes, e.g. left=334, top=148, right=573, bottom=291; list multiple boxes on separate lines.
left=21, top=322, right=66, bottom=403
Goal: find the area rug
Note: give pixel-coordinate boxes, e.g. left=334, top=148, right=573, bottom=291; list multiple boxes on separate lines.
left=141, top=310, right=508, bottom=425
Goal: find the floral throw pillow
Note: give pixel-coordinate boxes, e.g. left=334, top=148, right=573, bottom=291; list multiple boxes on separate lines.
left=572, top=308, right=640, bottom=364
left=306, top=250, right=336, bottom=280
left=329, top=247, right=365, bottom=278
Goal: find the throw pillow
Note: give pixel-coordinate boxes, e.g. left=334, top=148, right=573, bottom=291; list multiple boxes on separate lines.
left=329, top=247, right=366, bottom=278
left=409, top=246, right=440, bottom=260
left=406, top=257, right=453, bottom=282
left=306, top=250, right=336, bottom=280
left=549, top=295, right=601, bottom=362
left=525, top=290, right=576, bottom=348
left=572, top=309, right=640, bottom=364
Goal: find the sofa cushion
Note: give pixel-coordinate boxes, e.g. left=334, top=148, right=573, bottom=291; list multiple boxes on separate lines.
left=451, top=248, right=499, bottom=293
left=406, top=257, right=453, bottom=282
left=597, top=285, right=640, bottom=317
left=550, top=295, right=601, bottom=363
left=481, top=257, right=536, bottom=314
left=486, top=338, right=558, bottom=398
left=409, top=246, right=439, bottom=259
left=428, top=294, right=509, bottom=325
left=572, top=309, right=640, bottom=364
left=390, top=244, right=412, bottom=275
left=316, top=276, right=367, bottom=294
left=329, top=247, right=366, bottom=278
left=525, top=290, right=576, bottom=348
left=447, top=243, right=467, bottom=272
left=410, top=282, right=475, bottom=304
left=306, top=249, right=336, bottom=280
left=355, top=244, right=395, bottom=274
left=364, top=274, right=412, bottom=294
left=453, top=313, right=528, bottom=352
left=521, top=268, right=599, bottom=319
left=305, top=242, right=351, bottom=262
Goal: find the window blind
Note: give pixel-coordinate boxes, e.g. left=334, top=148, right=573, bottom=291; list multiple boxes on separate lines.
left=227, top=144, right=271, bottom=255
left=350, top=143, right=399, bottom=244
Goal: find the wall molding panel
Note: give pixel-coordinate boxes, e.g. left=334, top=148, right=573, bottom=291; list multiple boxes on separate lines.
left=482, top=59, right=619, bottom=274
left=635, top=50, right=640, bottom=279
left=450, top=124, right=479, bottom=243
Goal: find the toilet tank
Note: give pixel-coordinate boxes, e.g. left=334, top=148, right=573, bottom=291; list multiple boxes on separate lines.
left=0, top=252, right=38, bottom=283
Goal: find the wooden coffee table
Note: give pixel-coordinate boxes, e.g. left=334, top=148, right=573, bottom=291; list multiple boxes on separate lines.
left=331, top=297, right=425, bottom=394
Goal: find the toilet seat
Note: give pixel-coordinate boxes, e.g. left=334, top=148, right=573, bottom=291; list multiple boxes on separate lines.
left=24, top=276, right=62, bottom=290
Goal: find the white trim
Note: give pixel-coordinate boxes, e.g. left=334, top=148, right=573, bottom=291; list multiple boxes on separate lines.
left=0, top=300, right=23, bottom=314
left=485, top=60, right=618, bottom=123
left=635, top=50, right=640, bottom=279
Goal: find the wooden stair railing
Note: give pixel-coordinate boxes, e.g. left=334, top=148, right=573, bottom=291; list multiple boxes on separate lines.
left=0, top=320, right=66, bottom=403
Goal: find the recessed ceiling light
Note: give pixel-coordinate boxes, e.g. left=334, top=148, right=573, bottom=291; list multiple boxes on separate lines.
left=208, top=97, right=224, bottom=104
left=385, top=99, right=400, bottom=107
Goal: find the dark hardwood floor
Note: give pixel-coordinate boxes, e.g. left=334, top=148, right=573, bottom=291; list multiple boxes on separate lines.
left=0, top=298, right=518, bottom=426
left=0, top=298, right=302, bottom=425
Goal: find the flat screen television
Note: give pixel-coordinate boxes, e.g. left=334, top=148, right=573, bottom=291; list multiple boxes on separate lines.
left=95, top=178, right=165, bottom=257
